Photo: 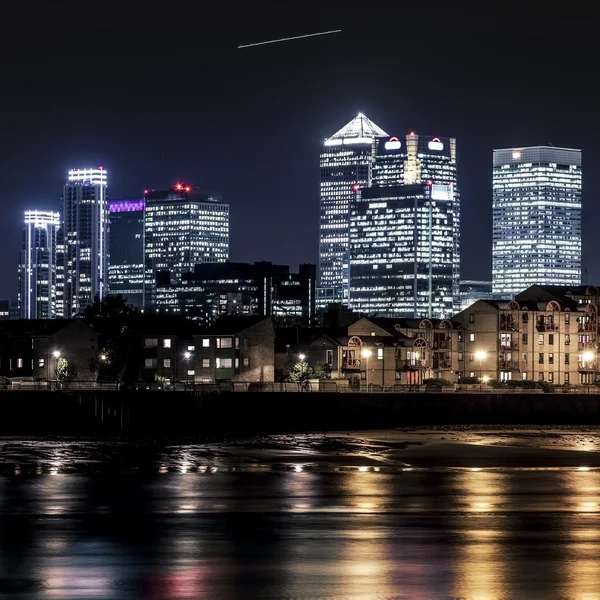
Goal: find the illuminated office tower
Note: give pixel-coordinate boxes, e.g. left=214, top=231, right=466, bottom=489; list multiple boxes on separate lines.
left=373, top=132, right=459, bottom=310
left=18, top=210, right=60, bottom=319
left=144, top=184, right=229, bottom=304
left=108, top=199, right=145, bottom=308
left=349, top=183, right=454, bottom=318
left=492, top=146, right=582, bottom=295
left=318, top=113, right=388, bottom=308
left=61, top=166, right=109, bottom=317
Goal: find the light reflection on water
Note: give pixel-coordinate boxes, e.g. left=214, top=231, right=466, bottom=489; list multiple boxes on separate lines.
left=2, top=444, right=600, bottom=598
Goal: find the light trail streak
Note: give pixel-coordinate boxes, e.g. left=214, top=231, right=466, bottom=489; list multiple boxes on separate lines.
left=238, top=29, right=342, bottom=49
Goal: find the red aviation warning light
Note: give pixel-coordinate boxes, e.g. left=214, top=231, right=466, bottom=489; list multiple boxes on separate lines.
left=352, top=184, right=360, bottom=191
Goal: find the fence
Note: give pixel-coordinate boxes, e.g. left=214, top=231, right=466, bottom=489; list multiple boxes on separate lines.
left=2, top=379, right=599, bottom=395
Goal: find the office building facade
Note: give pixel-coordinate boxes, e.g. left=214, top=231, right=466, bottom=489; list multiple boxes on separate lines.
left=156, top=261, right=316, bottom=326
left=318, top=113, right=388, bottom=308
left=108, top=199, right=145, bottom=308
left=373, top=132, right=460, bottom=310
left=60, top=167, right=109, bottom=317
left=349, top=183, right=454, bottom=318
left=492, top=146, right=582, bottom=295
left=18, top=210, right=60, bottom=319
left=144, top=185, right=229, bottom=303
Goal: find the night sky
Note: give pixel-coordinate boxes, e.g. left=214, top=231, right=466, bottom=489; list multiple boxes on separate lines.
left=1, top=6, right=598, bottom=300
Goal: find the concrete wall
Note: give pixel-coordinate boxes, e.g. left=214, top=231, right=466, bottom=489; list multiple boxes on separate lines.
left=3, top=391, right=600, bottom=437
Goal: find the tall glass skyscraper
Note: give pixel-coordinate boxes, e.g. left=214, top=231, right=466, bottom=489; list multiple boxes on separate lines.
left=18, top=210, right=60, bottom=319
left=60, top=167, right=109, bottom=317
left=318, top=113, right=388, bottom=308
left=349, top=183, right=454, bottom=318
left=492, top=146, right=582, bottom=295
left=144, top=185, right=229, bottom=304
left=108, top=199, right=145, bottom=308
left=347, top=132, right=458, bottom=317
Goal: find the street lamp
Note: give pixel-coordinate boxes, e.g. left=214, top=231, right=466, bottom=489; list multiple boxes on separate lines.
left=298, top=354, right=305, bottom=361
left=52, top=350, right=61, bottom=384
left=362, top=348, right=372, bottom=392
left=582, top=351, right=595, bottom=390
left=184, top=351, right=191, bottom=386
left=474, top=350, right=487, bottom=391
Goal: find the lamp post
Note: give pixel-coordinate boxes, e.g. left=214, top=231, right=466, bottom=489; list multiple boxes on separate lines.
left=53, top=350, right=61, bottom=384
left=184, top=351, right=191, bottom=387
left=582, top=351, right=595, bottom=392
left=362, top=349, right=372, bottom=392
left=475, top=350, right=487, bottom=391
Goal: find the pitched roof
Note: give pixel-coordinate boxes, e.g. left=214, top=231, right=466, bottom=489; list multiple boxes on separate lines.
left=205, top=315, right=271, bottom=335
left=0, top=319, right=87, bottom=336
left=327, top=113, right=388, bottom=141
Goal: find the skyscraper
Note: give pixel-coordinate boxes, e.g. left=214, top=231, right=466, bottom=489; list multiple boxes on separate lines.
left=492, top=146, right=582, bottom=295
left=144, top=184, right=229, bottom=304
left=374, top=132, right=460, bottom=309
left=108, top=199, right=145, bottom=308
left=18, top=210, right=60, bottom=319
left=318, top=113, right=388, bottom=308
left=60, top=166, right=109, bottom=317
left=349, top=183, right=454, bottom=318
left=346, top=132, right=459, bottom=317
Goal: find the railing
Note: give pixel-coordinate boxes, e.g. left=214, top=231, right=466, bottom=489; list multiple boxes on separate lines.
left=537, top=322, right=559, bottom=331
left=341, top=358, right=361, bottom=369
left=396, top=360, right=429, bottom=370
left=499, top=322, right=517, bottom=331
left=579, top=323, right=597, bottom=332
left=432, top=341, right=450, bottom=350
left=499, top=361, right=520, bottom=371
left=578, top=342, right=597, bottom=350
left=578, top=362, right=598, bottom=372
left=432, top=360, right=452, bottom=369
left=499, top=341, right=519, bottom=350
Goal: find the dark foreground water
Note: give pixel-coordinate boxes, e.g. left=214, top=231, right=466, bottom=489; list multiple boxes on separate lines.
left=2, top=433, right=600, bottom=599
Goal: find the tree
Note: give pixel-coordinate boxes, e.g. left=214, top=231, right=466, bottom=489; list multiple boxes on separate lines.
left=83, top=295, right=140, bottom=383
left=283, top=361, right=330, bottom=382
left=56, top=358, right=77, bottom=381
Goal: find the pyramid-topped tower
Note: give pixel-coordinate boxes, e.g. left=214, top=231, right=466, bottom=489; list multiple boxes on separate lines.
left=324, top=113, right=388, bottom=144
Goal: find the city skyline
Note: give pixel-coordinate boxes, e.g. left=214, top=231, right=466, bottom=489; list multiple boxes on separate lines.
left=2, top=13, right=598, bottom=301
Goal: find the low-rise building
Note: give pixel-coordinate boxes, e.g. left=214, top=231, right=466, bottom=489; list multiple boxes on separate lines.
left=0, top=319, right=98, bottom=381
left=193, top=316, right=274, bottom=383
left=453, top=285, right=600, bottom=385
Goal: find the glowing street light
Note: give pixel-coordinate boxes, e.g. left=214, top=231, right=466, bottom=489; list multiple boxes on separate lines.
left=184, top=352, right=191, bottom=386
left=474, top=351, right=487, bottom=391
left=298, top=354, right=306, bottom=361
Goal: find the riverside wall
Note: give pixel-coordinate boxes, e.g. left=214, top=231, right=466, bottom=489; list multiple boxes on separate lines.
left=2, top=391, right=600, bottom=437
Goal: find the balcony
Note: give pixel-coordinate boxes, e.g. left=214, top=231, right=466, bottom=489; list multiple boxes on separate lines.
left=578, top=362, right=597, bottom=372
left=499, top=360, right=520, bottom=371
left=500, top=341, right=519, bottom=350
left=578, top=341, right=597, bottom=350
left=536, top=321, right=559, bottom=332
left=578, top=323, right=597, bottom=332
left=432, top=340, right=450, bottom=350
left=499, top=322, right=517, bottom=331
left=433, top=359, right=452, bottom=369
left=341, top=358, right=361, bottom=370
left=397, top=360, right=428, bottom=370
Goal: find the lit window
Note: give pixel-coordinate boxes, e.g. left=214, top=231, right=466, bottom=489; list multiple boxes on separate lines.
left=216, top=357, right=232, bottom=368
left=377, top=348, right=383, bottom=360
left=163, top=358, right=171, bottom=368
left=469, top=333, right=475, bottom=342
left=243, top=358, right=249, bottom=367
left=17, top=358, right=23, bottom=369
left=163, top=339, right=171, bottom=348
left=144, top=358, right=157, bottom=368
left=202, top=339, right=210, bottom=347
left=38, top=358, right=45, bottom=368
left=202, top=359, right=210, bottom=368
left=144, top=338, right=158, bottom=348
